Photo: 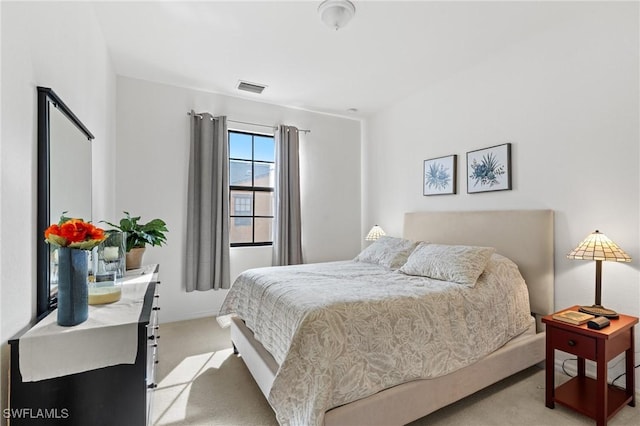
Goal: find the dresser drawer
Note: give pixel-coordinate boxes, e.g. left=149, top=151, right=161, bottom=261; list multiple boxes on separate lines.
left=146, top=284, right=160, bottom=388
left=552, top=327, right=596, bottom=360
left=145, top=280, right=160, bottom=426
left=147, top=340, right=158, bottom=386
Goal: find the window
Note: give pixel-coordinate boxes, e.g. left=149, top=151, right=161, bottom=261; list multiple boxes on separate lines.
left=233, top=194, right=252, bottom=226
left=229, top=130, right=275, bottom=246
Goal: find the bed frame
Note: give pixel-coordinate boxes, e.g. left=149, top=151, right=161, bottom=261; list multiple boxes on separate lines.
left=230, top=209, right=554, bottom=425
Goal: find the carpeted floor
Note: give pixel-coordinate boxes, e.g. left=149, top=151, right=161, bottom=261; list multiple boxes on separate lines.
left=152, top=316, right=640, bottom=426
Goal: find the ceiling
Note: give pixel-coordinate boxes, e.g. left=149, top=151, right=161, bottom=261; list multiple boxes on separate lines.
left=92, top=1, right=582, bottom=119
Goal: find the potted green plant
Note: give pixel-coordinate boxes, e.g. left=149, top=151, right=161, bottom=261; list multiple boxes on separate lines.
left=102, top=211, right=168, bottom=270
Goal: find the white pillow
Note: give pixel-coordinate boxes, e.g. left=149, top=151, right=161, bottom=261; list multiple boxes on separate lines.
left=354, top=236, right=419, bottom=270
left=399, top=243, right=495, bottom=286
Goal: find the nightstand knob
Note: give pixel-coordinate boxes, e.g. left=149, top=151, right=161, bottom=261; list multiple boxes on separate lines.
left=568, top=340, right=576, bottom=347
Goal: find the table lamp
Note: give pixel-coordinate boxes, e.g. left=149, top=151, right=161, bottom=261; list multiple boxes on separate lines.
left=567, top=230, right=631, bottom=318
left=365, top=225, right=386, bottom=241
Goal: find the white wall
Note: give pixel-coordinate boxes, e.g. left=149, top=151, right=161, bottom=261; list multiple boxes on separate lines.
left=0, top=1, right=116, bottom=415
left=363, top=2, right=639, bottom=389
left=115, top=77, right=361, bottom=323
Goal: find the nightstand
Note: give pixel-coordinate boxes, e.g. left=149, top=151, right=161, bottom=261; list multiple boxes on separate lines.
left=542, top=306, right=638, bottom=426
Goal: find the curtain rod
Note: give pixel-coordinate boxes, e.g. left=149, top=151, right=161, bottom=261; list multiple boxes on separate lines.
left=187, top=112, right=310, bottom=134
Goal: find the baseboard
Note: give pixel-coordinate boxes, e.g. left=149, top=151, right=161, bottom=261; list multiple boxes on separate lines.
left=159, top=309, right=219, bottom=324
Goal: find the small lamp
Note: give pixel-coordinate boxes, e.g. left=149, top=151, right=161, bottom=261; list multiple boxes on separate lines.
left=567, top=230, right=631, bottom=318
left=365, top=225, right=386, bottom=241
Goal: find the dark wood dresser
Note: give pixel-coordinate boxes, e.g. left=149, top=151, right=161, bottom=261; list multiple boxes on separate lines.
left=8, top=265, right=160, bottom=425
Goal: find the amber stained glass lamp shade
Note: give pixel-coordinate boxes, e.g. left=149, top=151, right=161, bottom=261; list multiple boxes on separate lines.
left=566, top=230, right=631, bottom=318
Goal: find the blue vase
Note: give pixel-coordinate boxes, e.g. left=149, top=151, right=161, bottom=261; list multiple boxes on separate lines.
left=57, top=247, right=89, bottom=326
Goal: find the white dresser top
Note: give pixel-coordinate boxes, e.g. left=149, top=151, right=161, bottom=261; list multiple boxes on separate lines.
left=18, top=264, right=158, bottom=382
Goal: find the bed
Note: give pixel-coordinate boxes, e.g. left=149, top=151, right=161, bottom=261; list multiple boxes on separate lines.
left=219, top=210, right=554, bottom=425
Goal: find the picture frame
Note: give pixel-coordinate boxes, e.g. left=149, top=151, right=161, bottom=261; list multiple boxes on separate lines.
left=423, top=154, right=457, bottom=196
left=466, top=143, right=512, bottom=193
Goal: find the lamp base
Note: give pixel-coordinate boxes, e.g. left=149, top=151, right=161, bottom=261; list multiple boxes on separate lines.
left=579, top=305, right=619, bottom=319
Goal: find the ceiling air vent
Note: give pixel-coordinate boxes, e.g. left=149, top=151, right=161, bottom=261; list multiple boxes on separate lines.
left=237, top=80, right=266, bottom=94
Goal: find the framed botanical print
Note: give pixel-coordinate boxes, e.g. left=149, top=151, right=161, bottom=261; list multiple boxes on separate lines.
left=423, top=154, right=457, bottom=196
left=466, top=143, right=512, bottom=193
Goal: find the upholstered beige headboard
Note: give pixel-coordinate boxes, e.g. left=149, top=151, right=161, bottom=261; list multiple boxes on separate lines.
left=403, top=210, right=554, bottom=317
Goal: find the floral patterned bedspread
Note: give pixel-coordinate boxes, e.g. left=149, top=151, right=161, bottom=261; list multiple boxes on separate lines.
left=218, top=254, right=532, bottom=426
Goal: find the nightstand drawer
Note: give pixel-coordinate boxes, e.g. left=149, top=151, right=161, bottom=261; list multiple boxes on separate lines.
left=553, top=328, right=596, bottom=360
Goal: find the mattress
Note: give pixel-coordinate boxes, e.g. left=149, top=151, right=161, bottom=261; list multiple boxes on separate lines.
left=218, top=255, right=532, bottom=426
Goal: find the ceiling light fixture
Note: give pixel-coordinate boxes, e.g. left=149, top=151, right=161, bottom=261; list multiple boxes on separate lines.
left=318, top=0, right=356, bottom=31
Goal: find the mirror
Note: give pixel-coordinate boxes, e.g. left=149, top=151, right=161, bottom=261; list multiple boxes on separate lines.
left=37, top=87, right=94, bottom=320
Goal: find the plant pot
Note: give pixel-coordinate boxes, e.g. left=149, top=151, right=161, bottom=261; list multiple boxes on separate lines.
left=125, top=247, right=146, bottom=270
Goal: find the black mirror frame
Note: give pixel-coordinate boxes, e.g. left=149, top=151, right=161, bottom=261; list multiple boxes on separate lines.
left=37, top=87, right=95, bottom=320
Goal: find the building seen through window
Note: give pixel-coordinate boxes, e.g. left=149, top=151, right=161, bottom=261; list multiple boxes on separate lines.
left=229, top=131, right=275, bottom=246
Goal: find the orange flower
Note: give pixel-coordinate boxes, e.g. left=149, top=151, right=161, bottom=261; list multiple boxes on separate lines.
left=44, top=224, right=60, bottom=240
left=59, top=219, right=89, bottom=243
left=44, top=216, right=107, bottom=250
left=87, top=223, right=105, bottom=241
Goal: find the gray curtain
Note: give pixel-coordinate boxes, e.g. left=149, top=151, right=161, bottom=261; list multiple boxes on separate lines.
left=272, top=125, right=303, bottom=266
left=185, top=111, right=230, bottom=291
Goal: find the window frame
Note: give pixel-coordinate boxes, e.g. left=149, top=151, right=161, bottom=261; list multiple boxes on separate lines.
left=228, top=130, right=275, bottom=247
